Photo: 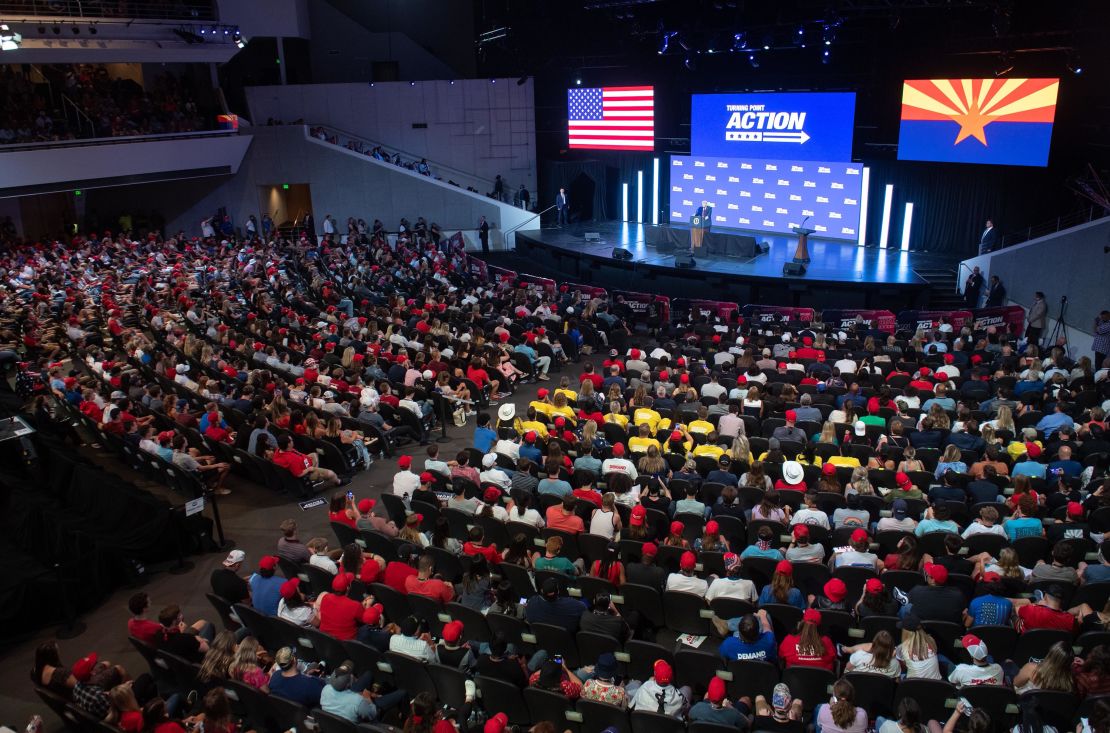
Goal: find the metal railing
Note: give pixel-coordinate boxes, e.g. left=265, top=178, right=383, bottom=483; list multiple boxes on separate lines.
left=0, top=0, right=217, bottom=20
left=60, top=92, right=95, bottom=138
left=999, top=205, right=1108, bottom=249
left=0, top=128, right=238, bottom=153
left=304, top=123, right=525, bottom=203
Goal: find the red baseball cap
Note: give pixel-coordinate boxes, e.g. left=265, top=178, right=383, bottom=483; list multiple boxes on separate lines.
left=823, top=578, right=847, bottom=602
left=707, top=676, right=727, bottom=703
left=775, top=560, right=793, bottom=575
left=924, top=562, right=948, bottom=585
left=612, top=443, right=625, bottom=456
left=705, top=520, right=719, bottom=534
left=398, top=455, right=412, bottom=469
left=822, top=462, right=836, bottom=475
left=670, top=521, right=685, bottom=536
left=358, top=498, right=375, bottom=513
left=420, top=471, right=434, bottom=483
left=280, top=577, right=301, bottom=600
left=630, top=505, right=646, bottom=526
left=653, top=659, right=674, bottom=685
left=72, top=653, right=98, bottom=683
left=525, top=431, right=537, bottom=443
left=1068, top=501, right=1084, bottom=518
left=803, top=608, right=822, bottom=624
left=785, top=409, right=797, bottom=422
left=641, top=541, right=658, bottom=556
left=441, top=620, right=464, bottom=643
left=332, top=572, right=354, bottom=592
left=537, top=388, right=549, bottom=398
left=850, top=528, right=869, bottom=544
left=680, top=551, right=697, bottom=571
left=483, top=713, right=509, bottom=733
left=792, top=524, right=810, bottom=538
left=865, top=578, right=884, bottom=594
left=362, top=602, right=384, bottom=625
left=259, top=555, right=279, bottom=571
left=671, top=430, right=683, bottom=442
left=895, top=471, right=912, bottom=488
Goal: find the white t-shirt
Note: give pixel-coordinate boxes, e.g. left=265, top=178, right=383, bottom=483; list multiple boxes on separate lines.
left=705, top=577, right=757, bottom=603
left=848, top=650, right=900, bottom=678
left=665, top=573, right=708, bottom=596
left=508, top=506, right=544, bottom=527
left=277, top=599, right=315, bottom=627
left=948, top=662, right=1004, bottom=687
left=589, top=509, right=619, bottom=540
left=310, top=554, right=338, bottom=575
left=791, top=508, right=831, bottom=530
left=962, top=522, right=1007, bottom=538
left=897, top=647, right=942, bottom=679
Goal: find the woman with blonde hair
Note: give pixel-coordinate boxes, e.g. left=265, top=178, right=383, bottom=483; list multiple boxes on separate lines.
left=897, top=617, right=941, bottom=679
left=400, top=513, right=429, bottom=547
left=846, top=466, right=874, bottom=496
left=228, top=636, right=269, bottom=690
left=106, top=683, right=143, bottom=732
left=341, top=346, right=356, bottom=369
left=842, top=630, right=899, bottom=677
left=637, top=444, right=668, bottom=478
left=815, top=421, right=839, bottom=445
left=987, top=404, right=1015, bottom=434
left=729, top=435, right=752, bottom=464
left=1013, top=641, right=1075, bottom=694
left=897, top=446, right=925, bottom=474
left=197, top=630, right=237, bottom=683
left=743, top=385, right=764, bottom=418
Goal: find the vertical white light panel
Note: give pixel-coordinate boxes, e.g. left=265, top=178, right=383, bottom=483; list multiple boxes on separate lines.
left=622, top=182, right=629, bottom=222
left=651, top=158, right=660, bottom=225
left=878, top=183, right=894, bottom=249
left=901, top=202, right=914, bottom=251
left=857, top=166, right=870, bottom=247
left=636, top=170, right=644, bottom=223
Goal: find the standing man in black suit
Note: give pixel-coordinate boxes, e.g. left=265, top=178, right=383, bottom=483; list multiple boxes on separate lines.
left=555, top=188, right=569, bottom=227
left=964, top=266, right=984, bottom=308
left=985, top=275, right=1007, bottom=307
left=979, top=218, right=1000, bottom=254
left=478, top=215, right=490, bottom=254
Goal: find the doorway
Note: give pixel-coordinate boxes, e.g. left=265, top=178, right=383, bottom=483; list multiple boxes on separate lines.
left=568, top=173, right=596, bottom=223
left=258, top=184, right=313, bottom=234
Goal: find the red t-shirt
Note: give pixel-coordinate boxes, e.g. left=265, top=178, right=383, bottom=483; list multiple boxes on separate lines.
left=383, top=561, right=418, bottom=593
left=778, top=634, right=836, bottom=670
left=329, top=510, right=358, bottom=529
left=467, top=366, right=491, bottom=387
left=128, top=617, right=163, bottom=646
left=404, top=575, right=455, bottom=604
left=273, top=449, right=312, bottom=477
left=205, top=424, right=232, bottom=443
left=318, top=592, right=363, bottom=640
left=580, top=373, right=603, bottom=391
left=119, top=711, right=143, bottom=733
left=360, top=558, right=382, bottom=584
left=80, top=402, right=103, bottom=421
left=774, top=480, right=808, bottom=493
left=572, top=488, right=603, bottom=507
left=1018, top=604, right=1077, bottom=633
left=462, top=542, right=501, bottom=565
left=590, top=560, right=623, bottom=585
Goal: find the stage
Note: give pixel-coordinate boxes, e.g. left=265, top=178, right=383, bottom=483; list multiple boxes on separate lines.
left=514, top=222, right=948, bottom=310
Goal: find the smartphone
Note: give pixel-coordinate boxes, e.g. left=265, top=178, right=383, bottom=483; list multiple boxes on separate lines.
left=553, top=654, right=563, bottom=664
left=347, top=491, right=354, bottom=499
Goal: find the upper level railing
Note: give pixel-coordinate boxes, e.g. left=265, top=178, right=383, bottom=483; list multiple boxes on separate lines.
left=0, top=128, right=239, bottom=153
left=998, top=205, right=1108, bottom=249
left=0, top=0, right=217, bottom=20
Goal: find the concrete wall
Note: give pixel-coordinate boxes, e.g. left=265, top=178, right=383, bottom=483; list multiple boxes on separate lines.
left=148, top=127, right=535, bottom=249
left=305, top=1, right=455, bottom=83
left=217, top=0, right=311, bottom=40
left=245, top=78, right=537, bottom=195
left=0, top=133, right=252, bottom=194
left=960, top=216, right=1110, bottom=358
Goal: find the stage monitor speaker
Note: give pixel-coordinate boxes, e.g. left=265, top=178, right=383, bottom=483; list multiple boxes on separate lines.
left=584, top=232, right=601, bottom=241
left=782, top=262, right=807, bottom=276
left=611, top=247, right=632, bottom=260
left=674, top=253, right=696, bottom=269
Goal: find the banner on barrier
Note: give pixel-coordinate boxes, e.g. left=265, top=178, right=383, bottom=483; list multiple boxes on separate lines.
left=466, top=256, right=488, bottom=281
left=517, top=273, right=557, bottom=296
left=447, top=231, right=466, bottom=253
left=821, top=309, right=898, bottom=333
left=614, top=290, right=671, bottom=325
left=564, top=283, right=609, bottom=299
left=971, top=305, right=1025, bottom=335
left=740, top=304, right=816, bottom=323
left=896, top=309, right=974, bottom=334
left=487, top=264, right=517, bottom=284
left=677, top=299, right=741, bottom=321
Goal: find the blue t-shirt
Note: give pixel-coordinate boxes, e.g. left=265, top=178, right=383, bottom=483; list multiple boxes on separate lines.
left=1084, top=565, right=1110, bottom=584
left=758, top=585, right=806, bottom=610
left=1005, top=517, right=1043, bottom=541
left=473, top=427, right=496, bottom=454
left=269, top=671, right=326, bottom=707
left=968, top=594, right=1013, bottom=626
left=249, top=574, right=285, bottom=616
left=740, top=546, right=784, bottom=561
left=1012, top=461, right=1047, bottom=478
left=719, top=630, right=778, bottom=662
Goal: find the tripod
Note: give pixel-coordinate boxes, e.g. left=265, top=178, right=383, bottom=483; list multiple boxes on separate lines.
left=1045, top=296, right=1069, bottom=352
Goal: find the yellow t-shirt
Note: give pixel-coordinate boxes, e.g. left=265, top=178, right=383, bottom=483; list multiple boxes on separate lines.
left=519, top=420, right=549, bottom=438
left=549, top=405, right=577, bottom=422
left=633, top=408, right=662, bottom=434
left=529, top=400, right=553, bottom=418
left=629, top=436, right=662, bottom=454
left=554, top=387, right=579, bottom=403
left=693, top=444, right=725, bottom=459
left=688, top=419, right=714, bottom=435
left=604, top=412, right=629, bottom=428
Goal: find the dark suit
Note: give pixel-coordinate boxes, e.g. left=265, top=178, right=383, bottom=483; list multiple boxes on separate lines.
left=479, top=219, right=490, bottom=254
left=964, top=271, right=984, bottom=308
left=979, top=226, right=1000, bottom=254
left=556, top=193, right=569, bottom=226
left=986, top=280, right=1007, bottom=307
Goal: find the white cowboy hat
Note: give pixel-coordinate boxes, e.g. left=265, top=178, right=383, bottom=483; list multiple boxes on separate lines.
left=497, top=403, right=516, bottom=422
left=782, top=461, right=805, bottom=485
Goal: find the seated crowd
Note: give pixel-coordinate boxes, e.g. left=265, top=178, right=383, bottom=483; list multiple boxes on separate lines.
left=19, top=212, right=1110, bottom=733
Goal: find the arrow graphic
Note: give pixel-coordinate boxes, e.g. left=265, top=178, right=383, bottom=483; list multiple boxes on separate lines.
left=725, top=130, right=811, bottom=144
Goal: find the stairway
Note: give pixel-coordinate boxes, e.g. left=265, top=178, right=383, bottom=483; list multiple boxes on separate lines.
left=916, top=265, right=965, bottom=309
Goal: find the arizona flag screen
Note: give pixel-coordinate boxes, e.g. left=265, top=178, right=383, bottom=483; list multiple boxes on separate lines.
left=567, top=86, right=654, bottom=150
left=898, top=78, right=1059, bottom=167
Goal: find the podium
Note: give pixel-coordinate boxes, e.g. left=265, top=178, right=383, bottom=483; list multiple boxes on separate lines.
left=791, top=226, right=815, bottom=263
left=690, top=214, right=709, bottom=249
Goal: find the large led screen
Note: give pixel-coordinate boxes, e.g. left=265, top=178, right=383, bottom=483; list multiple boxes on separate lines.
left=691, top=92, right=856, bottom=162
left=669, top=156, right=863, bottom=241
left=897, top=78, right=1059, bottom=167
left=567, top=86, right=654, bottom=151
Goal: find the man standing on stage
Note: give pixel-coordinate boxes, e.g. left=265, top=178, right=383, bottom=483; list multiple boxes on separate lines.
left=692, top=200, right=712, bottom=250
left=555, top=188, right=569, bottom=227
left=979, top=218, right=1000, bottom=254
left=964, top=266, right=984, bottom=308
left=478, top=215, right=490, bottom=255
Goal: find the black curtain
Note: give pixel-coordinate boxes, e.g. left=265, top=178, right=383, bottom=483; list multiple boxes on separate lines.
left=542, top=160, right=609, bottom=222
left=862, top=160, right=1073, bottom=255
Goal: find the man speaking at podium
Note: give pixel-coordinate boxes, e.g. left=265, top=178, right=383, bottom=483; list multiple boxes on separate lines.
left=691, top=200, right=712, bottom=250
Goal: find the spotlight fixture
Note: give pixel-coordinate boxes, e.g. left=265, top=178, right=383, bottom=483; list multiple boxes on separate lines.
left=761, top=32, right=773, bottom=50
left=822, top=48, right=830, bottom=64
left=749, top=52, right=759, bottom=68
left=658, top=29, right=677, bottom=54
left=88, top=24, right=97, bottom=35
left=409, top=81, right=415, bottom=86
left=233, top=32, right=245, bottom=48
left=52, top=25, right=60, bottom=34
left=730, top=32, right=748, bottom=52
left=1066, top=52, right=1083, bottom=75
left=684, top=55, right=696, bottom=71
left=574, top=75, right=582, bottom=85
left=71, top=25, right=80, bottom=34
left=37, top=25, right=45, bottom=34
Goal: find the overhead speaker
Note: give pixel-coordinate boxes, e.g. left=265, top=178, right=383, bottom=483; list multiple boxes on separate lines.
left=674, top=252, right=696, bottom=269
left=584, top=232, right=601, bottom=241
left=611, top=247, right=632, bottom=260
left=782, top=262, right=807, bottom=276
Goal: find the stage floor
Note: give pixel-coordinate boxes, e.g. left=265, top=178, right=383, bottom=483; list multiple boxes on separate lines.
left=523, top=222, right=938, bottom=286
